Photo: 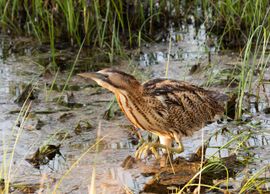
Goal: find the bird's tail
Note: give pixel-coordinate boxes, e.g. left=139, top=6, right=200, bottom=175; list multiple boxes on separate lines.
left=207, top=91, right=228, bottom=103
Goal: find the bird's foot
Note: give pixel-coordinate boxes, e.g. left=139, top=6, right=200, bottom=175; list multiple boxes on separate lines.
left=135, top=142, right=162, bottom=159
left=135, top=140, right=184, bottom=160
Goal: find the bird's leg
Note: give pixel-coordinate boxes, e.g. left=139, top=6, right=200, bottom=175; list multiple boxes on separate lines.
left=159, top=139, right=185, bottom=167
left=159, top=137, right=173, bottom=167
left=135, top=141, right=162, bottom=159
left=136, top=133, right=153, bottom=151
left=135, top=136, right=184, bottom=160
left=135, top=135, right=160, bottom=159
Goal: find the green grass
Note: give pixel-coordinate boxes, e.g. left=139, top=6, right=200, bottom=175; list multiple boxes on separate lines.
left=1, top=0, right=270, bottom=50
left=194, top=0, right=270, bottom=119
left=201, top=0, right=270, bottom=48
left=1, top=87, right=34, bottom=193
left=0, top=0, right=181, bottom=64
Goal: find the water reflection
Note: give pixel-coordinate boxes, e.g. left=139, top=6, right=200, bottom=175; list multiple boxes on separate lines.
left=108, top=167, right=141, bottom=192
left=139, top=22, right=216, bottom=69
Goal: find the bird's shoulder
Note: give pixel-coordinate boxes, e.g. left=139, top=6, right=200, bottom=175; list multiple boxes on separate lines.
left=142, top=78, right=226, bottom=108
left=142, top=78, right=205, bottom=95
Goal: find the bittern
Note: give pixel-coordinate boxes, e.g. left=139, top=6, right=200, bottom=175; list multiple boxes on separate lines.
left=79, top=69, right=226, bottom=159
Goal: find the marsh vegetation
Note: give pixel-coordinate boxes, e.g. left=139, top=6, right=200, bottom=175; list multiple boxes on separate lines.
left=1, top=0, right=270, bottom=193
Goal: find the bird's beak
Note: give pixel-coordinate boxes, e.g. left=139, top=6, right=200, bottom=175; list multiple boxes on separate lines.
left=78, top=72, right=107, bottom=81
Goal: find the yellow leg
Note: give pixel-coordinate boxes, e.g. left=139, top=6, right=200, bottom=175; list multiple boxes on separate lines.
left=134, top=140, right=184, bottom=159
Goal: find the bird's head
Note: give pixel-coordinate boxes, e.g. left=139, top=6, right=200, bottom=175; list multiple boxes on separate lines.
left=78, top=69, right=141, bottom=94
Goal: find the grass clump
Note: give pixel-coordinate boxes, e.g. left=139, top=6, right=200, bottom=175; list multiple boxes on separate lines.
left=201, top=0, right=270, bottom=48
left=0, top=0, right=185, bottom=58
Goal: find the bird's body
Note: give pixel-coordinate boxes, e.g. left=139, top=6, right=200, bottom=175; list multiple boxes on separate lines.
left=79, top=69, right=226, bottom=156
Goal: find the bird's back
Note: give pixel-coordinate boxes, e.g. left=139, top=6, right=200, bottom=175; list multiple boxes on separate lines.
left=142, top=78, right=225, bottom=138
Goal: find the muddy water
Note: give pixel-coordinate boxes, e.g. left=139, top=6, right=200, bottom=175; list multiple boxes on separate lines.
left=0, top=21, right=270, bottom=194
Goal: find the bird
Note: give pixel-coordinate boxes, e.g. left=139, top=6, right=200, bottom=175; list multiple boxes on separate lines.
left=78, top=68, right=226, bottom=159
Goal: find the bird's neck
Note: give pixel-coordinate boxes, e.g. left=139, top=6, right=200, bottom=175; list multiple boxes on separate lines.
left=125, top=83, right=143, bottom=96
left=114, top=84, right=145, bottom=129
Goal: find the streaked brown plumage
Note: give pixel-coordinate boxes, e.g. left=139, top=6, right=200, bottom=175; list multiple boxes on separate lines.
left=79, top=69, right=226, bottom=157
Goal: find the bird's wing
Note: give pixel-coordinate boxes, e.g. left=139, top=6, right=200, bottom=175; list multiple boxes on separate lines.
left=143, top=79, right=224, bottom=136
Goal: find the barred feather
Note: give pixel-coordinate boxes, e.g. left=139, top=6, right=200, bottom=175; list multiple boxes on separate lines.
left=79, top=69, right=226, bottom=143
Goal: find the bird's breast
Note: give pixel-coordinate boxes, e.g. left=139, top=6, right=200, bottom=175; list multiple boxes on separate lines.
left=116, top=93, right=146, bottom=129
left=116, top=92, right=169, bottom=137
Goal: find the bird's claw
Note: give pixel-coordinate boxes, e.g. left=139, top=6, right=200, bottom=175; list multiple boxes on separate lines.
left=135, top=142, right=161, bottom=159
left=135, top=139, right=184, bottom=160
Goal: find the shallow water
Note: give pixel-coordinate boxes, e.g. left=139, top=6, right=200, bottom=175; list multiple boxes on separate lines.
left=1, top=20, right=270, bottom=194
